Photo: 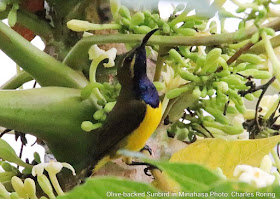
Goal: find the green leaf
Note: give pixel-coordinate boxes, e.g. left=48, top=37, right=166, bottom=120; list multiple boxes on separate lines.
left=0, top=138, right=31, bottom=168
left=170, top=137, right=280, bottom=177
left=57, top=177, right=161, bottom=199
left=149, top=161, right=223, bottom=192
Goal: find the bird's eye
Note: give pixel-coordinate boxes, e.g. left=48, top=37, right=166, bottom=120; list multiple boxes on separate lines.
left=125, top=56, right=132, bottom=64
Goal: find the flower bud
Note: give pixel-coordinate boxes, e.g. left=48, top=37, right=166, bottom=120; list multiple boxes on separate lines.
left=192, top=86, right=201, bottom=99
left=11, top=176, right=26, bottom=198
left=239, top=54, right=263, bottom=64
left=0, top=182, right=10, bottom=199
left=8, top=9, right=17, bottom=27
left=119, top=5, right=131, bottom=19
left=239, top=69, right=272, bottom=79
left=130, top=12, right=145, bottom=27
left=10, top=192, right=19, bottom=199
left=260, top=155, right=272, bottom=173
left=175, top=28, right=196, bottom=36
left=93, top=109, right=105, bottom=121
left=37, top=175, right=55, bottom=199
left=24, top=178, right=37, bottom=199
left=104, top=102, right=116, bottom=113
left=133, top=25, right=152, bottom=34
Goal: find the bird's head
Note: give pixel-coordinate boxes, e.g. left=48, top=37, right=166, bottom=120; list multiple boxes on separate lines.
left=117, top=29, right=158, bottom=87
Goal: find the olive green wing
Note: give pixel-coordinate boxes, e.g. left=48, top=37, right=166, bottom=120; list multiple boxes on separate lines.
left=95, top=99, right=147, bottom=159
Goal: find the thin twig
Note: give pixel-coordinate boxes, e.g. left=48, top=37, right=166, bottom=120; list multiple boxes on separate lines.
left=227, top=42, right=255, bottom=65
left=200, top=124, right=214, bottom=138
left=254, top=77, right=276, bottom=138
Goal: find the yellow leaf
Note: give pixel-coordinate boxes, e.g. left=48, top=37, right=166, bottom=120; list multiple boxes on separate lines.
left=170, top=136, right=280, bottom=178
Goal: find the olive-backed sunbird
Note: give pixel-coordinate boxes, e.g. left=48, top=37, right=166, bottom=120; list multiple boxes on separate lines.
left=93, top=29, right=162, bottom=172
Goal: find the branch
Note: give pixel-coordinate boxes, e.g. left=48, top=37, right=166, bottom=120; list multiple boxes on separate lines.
left=0, top=87, right=97, bottom=170
left=0, top=21, right=88, bottom=89
left=248, top=34, right=280, bottom=54
left=0, top=71, right=33, bottom=89
left=64, top=18, right=280, bottom=69
left=16, top=9, right=54, bottom=39
left=0, top=8, right=53, bottom=39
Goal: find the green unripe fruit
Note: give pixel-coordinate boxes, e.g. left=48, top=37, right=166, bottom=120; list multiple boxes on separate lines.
left=239, top=54, right=262, bottom=64
left=162, top=22, right=170, bottom=34
left=192, top=86, right=201, bottom=99
left=119, top=5, right=131, bottom=19
left=236, top=63, right=246, bottom=72
left=245, top=93, right=255, bottom=101
left=251, top=31, right=260, bottom=44
left=104, top=101, right=116, bottom=113
left=263, top=27, right=275, bottom=36
left=93, top=109, right=105, bottom=120
left=203, top=116, right=214, bottom=122
left=226, top=106, right=238, bottom=114
left=130, top=12, right=145, bottom=27
left=166, top=85, right=192, bottom=99
left=239, top=69, right=272, bottom=79
left=81, top=121, right=94, bottom=132
left=207, top=88, right=215, bottom=97
left=133, top=25, right=152, bottom=34
left=121, top=18, right=130, bottom=26
left=215, top=81, right=229, bottom=93
left=8, top=9, right=17, bottom=27
left=175, top=28, right=196, bottom=36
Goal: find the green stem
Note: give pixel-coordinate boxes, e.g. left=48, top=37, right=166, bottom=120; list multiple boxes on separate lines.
left=249, top=34, right=280, bottom=54
left=89, top=58, right=107, bottom=102
left=64, top=18, right=280, bottom=69
left=0, top=8, right=53, bottom=39
left=0, top=87, right=97, bottom=170
left=271, top=148, right=280, bottom=172
left=0, top=20, right=88, bottom=89
left=231, top=0, right=259, bottom=10
left=262, top=31, right=280, bottom=84
left=161, top=95, right=169, bottom=117
left=154, top=46, right=169, bottom=81
left=0, top=71, right=33, bottom=89
left=16, top=9, right=54, bottom=40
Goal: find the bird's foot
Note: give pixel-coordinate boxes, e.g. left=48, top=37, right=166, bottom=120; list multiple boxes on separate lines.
left=128, top=161, right=158, bottom=176
left=140, top=145, right=152, bottom=156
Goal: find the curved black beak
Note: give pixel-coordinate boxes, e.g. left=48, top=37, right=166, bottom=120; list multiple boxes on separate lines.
left=139, top=28, right=159, bottom=48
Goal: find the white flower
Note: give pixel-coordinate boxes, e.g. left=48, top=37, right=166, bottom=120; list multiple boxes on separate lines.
left=32, top=161, right=76, bottom=177
left=32, top=161, right=76, bottom=196
left=88, top=45, right=117, bottom=68
left=234, top=165, right=275, bottom=188
left=244, top=94, right=280, bottom=123
left=224, top=114, right=249, bottom=140
left=162, top=64, right=187, bottom=93
left=260, top=155, right=273, bottom=173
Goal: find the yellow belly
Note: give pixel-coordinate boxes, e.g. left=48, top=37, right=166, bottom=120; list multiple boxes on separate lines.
left=125, top=102, right=162, bottom=151
left=93, top=103, right=162, bottom=173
